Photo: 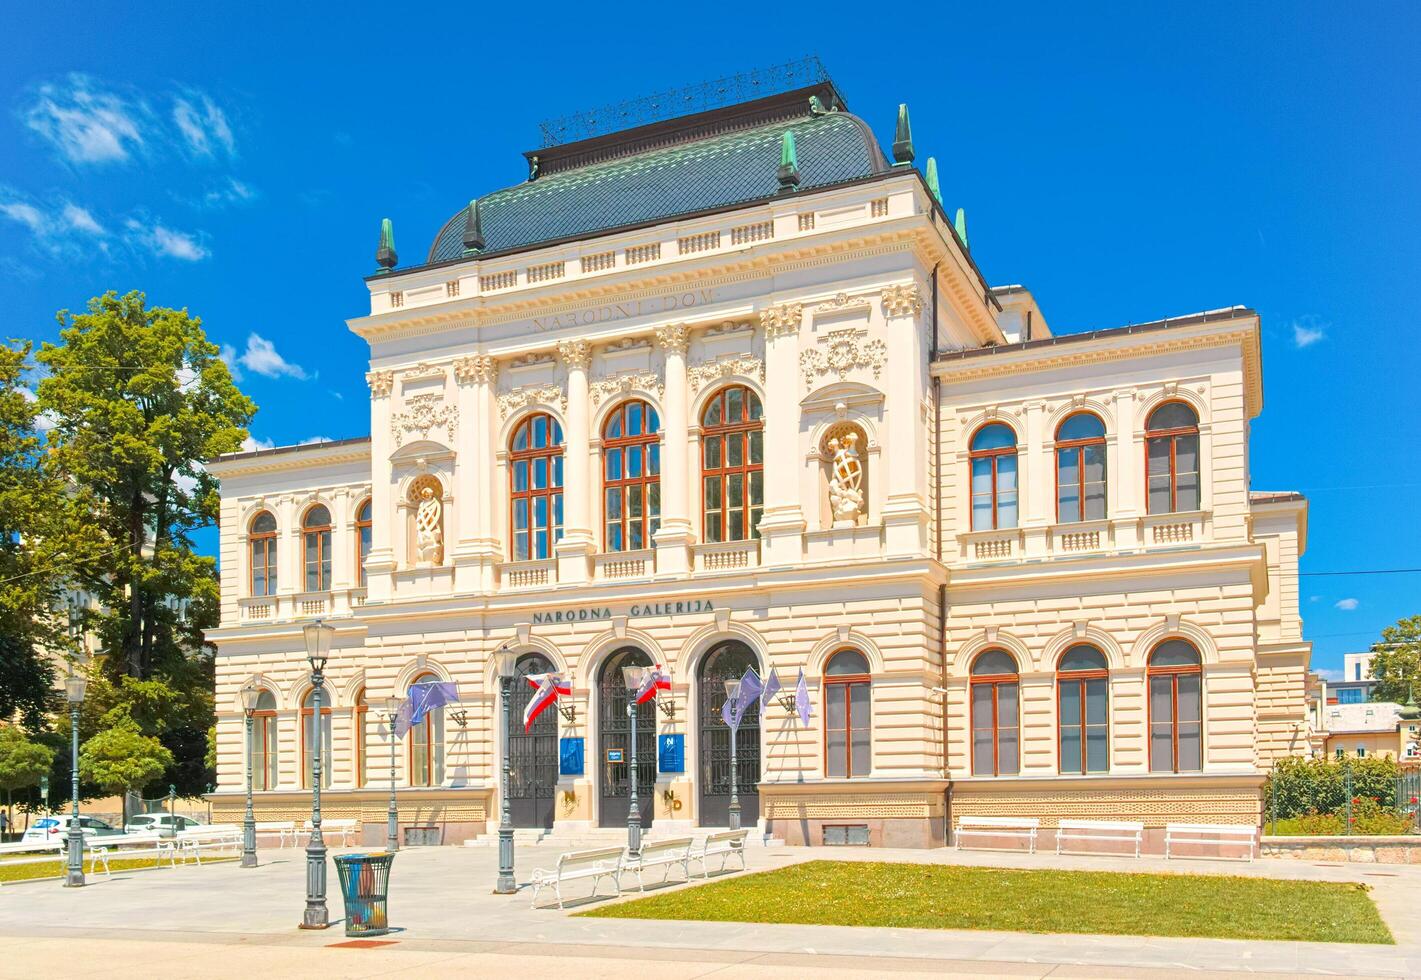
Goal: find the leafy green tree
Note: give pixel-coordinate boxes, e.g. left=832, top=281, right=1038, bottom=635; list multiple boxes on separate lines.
left=1367, top=615, right=1421, bottom=704
left=0, top=726, right=55, bottom=835
left=79, top=715, right=174, bottom=823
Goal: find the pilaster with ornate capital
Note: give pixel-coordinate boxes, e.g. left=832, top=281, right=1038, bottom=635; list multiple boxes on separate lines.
left=453, top=354, right=496, bottom=385
left=881, top=283, right=922, bottom=318
left=366, top=371, right=394, bottom=397
left=759, top=302, right=803, bottom=339
left=655, top=324, right=688, bottom=355
left=556, top=340, right=591, bottom=371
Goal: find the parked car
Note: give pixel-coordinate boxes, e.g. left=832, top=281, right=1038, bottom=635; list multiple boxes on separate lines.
left=124, top=814, right=205, bottom=835
left=21, top=814, right=121, bottom=843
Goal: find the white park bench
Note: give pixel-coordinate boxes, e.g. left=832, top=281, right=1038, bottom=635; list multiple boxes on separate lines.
left=302, top=818, right=359, bottom=847
left=176, top=826, right=242, bottom=864
left=621, top=836, right=693, bottom=891
left=691, top=829, right=748, bottom=878
left=89, top=831, right=179, bottom=875
left=1164, top=823, right=1256, bottom=861
left=256, top=820, right=297, bottom=847
left=1055, top=819, right=1144, bottom=858
left=955, top=816, right=1040, bottom=853
left=0, top=840, right=62, bottom=857
left=530, top=845, right=626, bottom=909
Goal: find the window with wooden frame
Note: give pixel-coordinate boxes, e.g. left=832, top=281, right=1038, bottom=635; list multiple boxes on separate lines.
left=970, top=649, right=1020, bottom=775
left=603, top=399, right=661, bottom=552
left=353, top=688, right=369, bottom=788
left=824, top=649, right=871, bottom=779
left=701, top=385, right=764, bottom=542
left=969, top=423, right=1019, bottom=531
left=249, top=512, right=278, bottom=596
left=1055, top=413, right=1106, bottom=523
left=509, top=413, right=565, bottom=561
left=409, top=673, right=445, bottom=787
left=302, top=505, right=332, bottom=592
left=1148, top=639, right=1203, bottom=772
left=355, top=499, right=372, bottom=588
left=1145, top=402, right=1200, bottom=514
left=1057, top=644, right=1109, bottom=774
left=299, top=688, right=332, bottom=789
left=249, top=690, right=278, bottom=790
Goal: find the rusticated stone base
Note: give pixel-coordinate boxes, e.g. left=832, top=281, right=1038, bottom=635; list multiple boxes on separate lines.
left=1262, top=835, right=1421, bottom=864
left=761, top=779, right=949, bottom=848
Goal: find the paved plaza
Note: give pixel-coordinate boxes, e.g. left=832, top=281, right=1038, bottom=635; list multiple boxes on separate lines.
left=0, top=841, right=1418, bottom=978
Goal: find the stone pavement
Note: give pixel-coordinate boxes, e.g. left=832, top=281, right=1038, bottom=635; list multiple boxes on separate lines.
left=0, top=840, right=1416, bottom=979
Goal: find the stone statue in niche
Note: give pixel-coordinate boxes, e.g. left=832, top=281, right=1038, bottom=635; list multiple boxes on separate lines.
left=415, top=485, right=444, bottom=565
left=827, top=432, right=864, bottom=527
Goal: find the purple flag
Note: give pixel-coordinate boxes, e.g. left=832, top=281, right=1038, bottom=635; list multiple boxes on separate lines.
left=795, top=668, right=811, bottom=727
left=760, top=668, right=783, bottom=711
left=394, top=681, right=459, bottom=739
left=721, top=668, right=762, bottom=730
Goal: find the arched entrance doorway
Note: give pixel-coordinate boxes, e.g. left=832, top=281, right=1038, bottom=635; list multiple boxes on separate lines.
left=598, top=647, right=656, bottom=829
left=505, top=652, right=558, bottom=829
left=697, top=641, right=761, bottom=827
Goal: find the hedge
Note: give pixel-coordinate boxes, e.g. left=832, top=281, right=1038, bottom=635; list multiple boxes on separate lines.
left=1264, top=756, right=1403, bottom=820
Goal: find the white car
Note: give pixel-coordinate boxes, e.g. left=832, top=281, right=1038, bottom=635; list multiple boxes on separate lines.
left=124, top=814, right=205, bottom=835
left=21, top=814, right=120, bottom=843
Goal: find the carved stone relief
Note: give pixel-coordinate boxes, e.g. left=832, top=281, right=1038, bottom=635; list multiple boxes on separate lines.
left=759, top=302, right=803, bottom=338
left=589, top=372, right=664, bottom=405
left=687, top=356, right=765, bottom=393
left=881, top=283, right=922, bottom=318
left=799, top=329, right=888, bottom=389
left=366, top=371, right=394, bottom=397
left=497, top=385, right=567, bottom=418
left=453, top=354, right=496, bottom=385
left=390, top=394, right=459, bottom=447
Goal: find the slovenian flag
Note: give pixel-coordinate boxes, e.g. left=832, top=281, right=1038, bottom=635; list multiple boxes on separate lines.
left=635, top=664, right=672, bottom=705
left=523, top=673, right=571, bottom=732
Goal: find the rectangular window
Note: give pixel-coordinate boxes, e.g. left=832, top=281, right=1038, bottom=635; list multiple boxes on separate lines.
left=823, top=824, right=870, bottom=846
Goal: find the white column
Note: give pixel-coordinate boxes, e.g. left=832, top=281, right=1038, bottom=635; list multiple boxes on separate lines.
left=364, top=370, right=397, bottom=603
left=1112, top=388, right=1140, bottom=548
left=653, top=324, right=692, bottom=574
left=880, top=284, right=930, bottom=557
left=451, top=355, right=498, bottom=592
left=555, top=340, right=593, bottom=583
left=757, top=302, right=806, bottom=565
left=1022, top=400, right=1049, bottom=558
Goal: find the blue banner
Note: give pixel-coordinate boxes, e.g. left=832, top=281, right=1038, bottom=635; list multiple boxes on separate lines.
left=658, top=733, right=685, bottom=773
left=559, top=737, right=584, bottom=776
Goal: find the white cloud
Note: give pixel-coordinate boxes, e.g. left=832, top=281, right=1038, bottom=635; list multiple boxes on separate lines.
left=195, top=176, right=256, bottom=208
left=18, top=386, right=56, bottom=433
left=23, top=75, right=146, bottom=164
left=61, top=203, right=103, bottom=235
left=172, top=94, right=235, bottom=157
left=299, top=436, right=333, bottom=445
left=1314, top=667, right=1343, bottom=682
left=125, top=217, right=209, bottom=261
left=1335, top=597, right=1360, bottom=611
left=223, top=334, right=309, bottom=381
left=0, top=201, right=46, bottom=235
left=1292, top=317, right=1327, bottom=349
left=240, top=435, right=276, bottom=453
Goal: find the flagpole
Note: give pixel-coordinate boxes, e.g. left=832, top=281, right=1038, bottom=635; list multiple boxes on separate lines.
left=728, top=721, right=740, bottom=831
left=627, top=693, right=642, bottom=854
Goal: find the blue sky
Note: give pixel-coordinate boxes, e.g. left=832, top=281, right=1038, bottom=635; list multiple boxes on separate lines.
left=3, top=2, right=1417, bottom=675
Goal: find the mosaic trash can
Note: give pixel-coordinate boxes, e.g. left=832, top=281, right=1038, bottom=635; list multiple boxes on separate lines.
left=334, top=852, right=394, bottom=937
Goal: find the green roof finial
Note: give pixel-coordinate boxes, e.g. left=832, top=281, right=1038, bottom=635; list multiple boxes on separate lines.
left=375, top=218, right=397, bottom=274
left=892, top=103, right=915, bottom=165
left=954, top=207, right=969, bottom=250
left=924, top=157, right=942, bottom=205
left=461, top=198, right=485, bottom=255
left=777, top=130, right=800, bottom=194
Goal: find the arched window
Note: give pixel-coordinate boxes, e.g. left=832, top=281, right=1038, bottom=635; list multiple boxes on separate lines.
left=409, top=673, right=445, bottom=787
left=249, top=512, right=278, bottom=597
left=701, top=386, right=764, bottom=542
left=300, top=688, right=332, bottom=789
left=355, top=499, right=372, bottom=588
left=302, top=505, right=332, bottom=592
left=1146, top=403, right=1200, bottom=515
left=510, top=413, right=565, bottom=561
left=1057, top=645, right=1109, bottom=774
left=969, top=424, right=1018, bottom=531
left=1056, top=413, right=1106, bottom=523
left=1148, top=639, right=1203, bottom=772
left=603, top=399, right=661, bottom=552
left=249, top=690, right=278, bottom=791
left=824, top=650, right=871, bottom=779
left=970, top=650, right=1020, bottom=775
left=353, top=688, right=369, bottom=788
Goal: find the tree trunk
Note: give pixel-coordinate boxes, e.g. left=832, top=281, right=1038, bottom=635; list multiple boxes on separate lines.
left=124, top=484, right=147, bottom=678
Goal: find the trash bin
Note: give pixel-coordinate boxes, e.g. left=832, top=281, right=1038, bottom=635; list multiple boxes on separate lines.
left=333, top=852, right=395, bottom=937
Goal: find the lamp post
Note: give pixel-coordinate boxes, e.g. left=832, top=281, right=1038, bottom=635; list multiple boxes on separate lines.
left=378, top=696, right=402, bottom=852
left=239, top=681, right=262, bottom=868
left=494, top=646, right=518, bottom=895
left=722, top=680, right=741, bottom=831
left=300, top=619, right=334, bottom=930
left=621, top=665, right=646, bottom=855
left=63, top=671, right=87, bottom=888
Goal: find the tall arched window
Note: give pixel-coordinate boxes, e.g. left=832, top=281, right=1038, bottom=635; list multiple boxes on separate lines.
left=603, top=399, right=661, bottom=552
left=970, top=650, right=1020, bottom=775
left=409, top=673, right=445, bottom=787
left=353, top=688, right=369, bottom=788
left=701, top=385, right=764, bottom=542
left=300, top=688, right=332, bottom=789
left=1057, top=645, right=1109, bottom=774
left=1056, top=413, right=1106, bottom=523
left=1148, top=639, right=1203, bottom=772
left=250, top=690, right=278, bottom=790
left=969, top=424, right=1019, bottom=531
left=302, top=505, right=332, bottom=592
left=824, top=650, right=872, bottom=778
left=355, top=499, right=372, bottom=588
left=249, top=512, right=278, bottom=597
left=1146, top=403, right=1200, bottom=515
left=510, top=413, right=565, bottom=561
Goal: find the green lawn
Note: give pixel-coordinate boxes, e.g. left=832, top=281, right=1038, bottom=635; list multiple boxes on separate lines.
left=579, top=860, right=1393, bottom=944
left=0, top=854, right=233, bottom=883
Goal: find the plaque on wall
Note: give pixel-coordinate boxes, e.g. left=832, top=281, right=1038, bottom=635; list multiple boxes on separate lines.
left=658, top=734, right=685, bottom=774
left=559, top=737, right=585, bottom=776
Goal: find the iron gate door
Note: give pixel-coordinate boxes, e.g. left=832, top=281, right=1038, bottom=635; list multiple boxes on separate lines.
left=598, top=647, right=656, bottom=829
left=506, top=653, right=558, bottom=830
left=698, top=641, right=761, bottom=827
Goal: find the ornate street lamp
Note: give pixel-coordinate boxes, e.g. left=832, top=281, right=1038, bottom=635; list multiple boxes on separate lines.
left=622, top=665, right=647, bottom=854
left=63, top=671, right=87, bottom=888
left=378, top=696, right=402, bottom=852
left=239, top=681, right=263, bottom=868
left=723, top=679, right=743, bottom=832
left=494, top=645, right=519, bottom=895
left=299, top=619, right=334, bottom=930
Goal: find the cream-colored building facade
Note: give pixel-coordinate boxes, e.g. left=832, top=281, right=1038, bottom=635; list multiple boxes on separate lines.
left=206, top=74, right=1311, bottom=850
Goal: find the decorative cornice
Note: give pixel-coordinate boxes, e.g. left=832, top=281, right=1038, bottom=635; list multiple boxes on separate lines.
left=759, top=302, right=803, bottom=339
left=498, top=384, right=567, bottom=419
left=800, top=329, right=888, bottom=389
left=390, top=394, right=458, bottom=448
left=881, top=283, right=922, bottom=318
left=556, top=340, right=591, bottom=371
left=812, top=291, right=874, bottom=315
left=589, top=372, right=664, bottom=405
left=401, top=362, right=446, bottom=383
left=366, top=371, right=394, bottom=397
left=453, top=354, right=496, bottom=385
left=654, top=324, right=688, bottom=356
left=688, top=355, right=765, bottom=393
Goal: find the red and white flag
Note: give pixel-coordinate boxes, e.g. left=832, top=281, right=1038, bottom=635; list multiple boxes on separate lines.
left=523, top=673, right=571, bottom=732
left=635, top=663, right=672, bottom=705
